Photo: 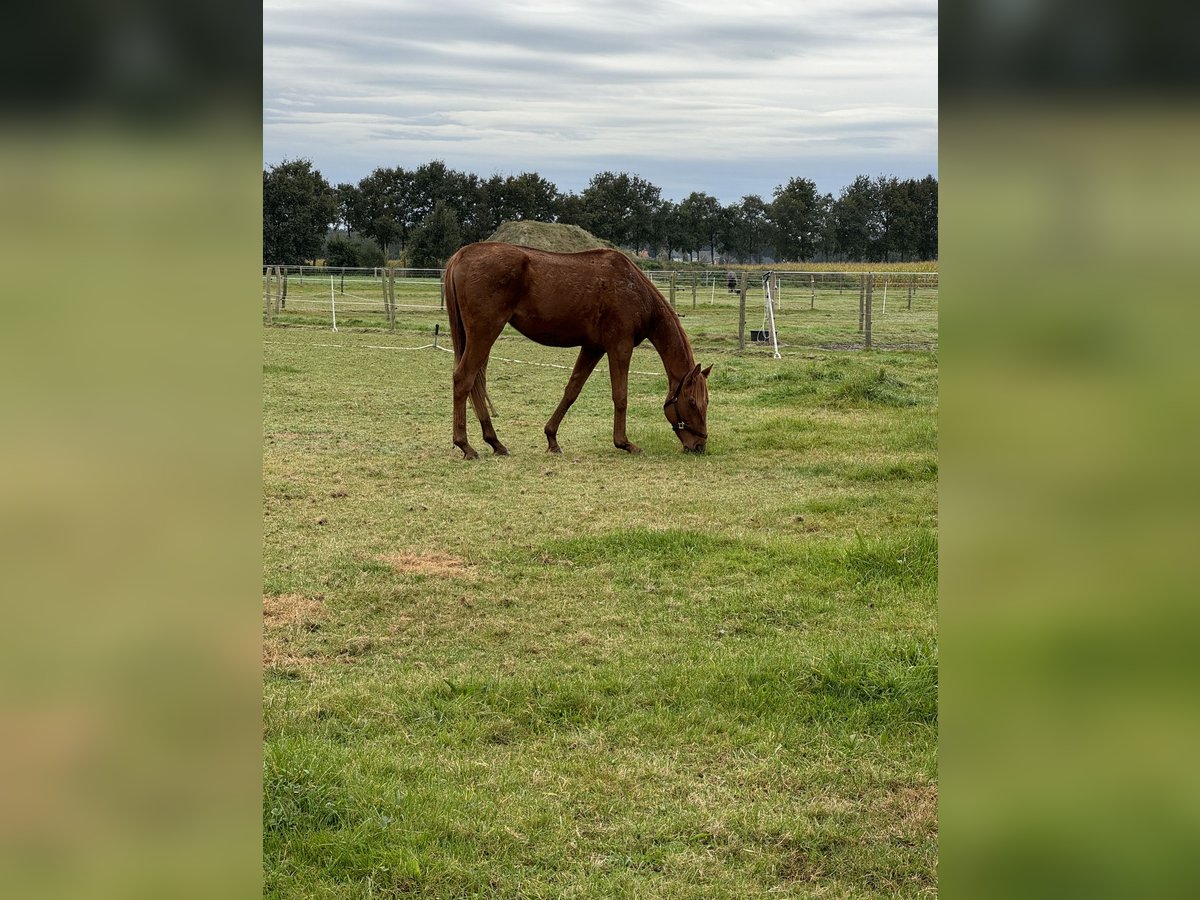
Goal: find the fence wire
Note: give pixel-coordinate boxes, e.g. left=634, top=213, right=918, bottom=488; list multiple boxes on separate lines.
left=263, top=265, right=937, bottom=352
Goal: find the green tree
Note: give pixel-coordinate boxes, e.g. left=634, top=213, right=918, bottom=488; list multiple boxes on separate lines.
left=579, top=172, right=661, bottom=251
left=676, top=192, right=723, bottom=262
left=354, top=166, right=413, bottom=256
left=769, top=177, right=822, bottom=262
left=479, top=172, right=561, bottom=234
left=914, top=175, right=938, bottom=260
left=263, top=159, right=336, bottom=264
left=334, top=183, right=364, bottom=236
left=876, top=176, right=920, bottom=261
left=832, top=176, right=881, bottom=261
left=555, top=192, right=587, bottom=228
left=408, top=201, right=463, bottom=268
left=722, top=195, right=770, bottom=263
left=649, top=200, right=684, bottom=260
left=408, top=161, right=479, bottom=240
left=324, top=234, right=385, bottom=268
left=505, top=172, right=560, bottom=222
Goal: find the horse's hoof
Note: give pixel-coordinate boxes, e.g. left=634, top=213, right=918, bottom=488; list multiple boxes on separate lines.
left=619, top=443, right=642, bottom=455
left=546, top=445, right=562, bottom=454
left=461, top=448, right=479, bottom=460
left=493, top=446, right=510, bottom=456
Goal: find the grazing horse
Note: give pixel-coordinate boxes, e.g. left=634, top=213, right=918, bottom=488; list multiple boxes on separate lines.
left=443, top=242, right=712, bottom=459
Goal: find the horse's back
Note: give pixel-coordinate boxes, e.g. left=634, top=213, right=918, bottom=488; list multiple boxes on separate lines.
left=446, top=243, right=654, bottom=349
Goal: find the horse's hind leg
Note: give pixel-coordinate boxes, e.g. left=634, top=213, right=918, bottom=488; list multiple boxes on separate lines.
left=453, top=323, right=506, bottom=459
left=473, top=365, right=508, bottom=456
left=452, top=357, right=480, bottom=460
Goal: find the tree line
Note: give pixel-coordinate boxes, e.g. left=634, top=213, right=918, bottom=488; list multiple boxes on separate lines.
left=263, top=159, right=937, bottom=268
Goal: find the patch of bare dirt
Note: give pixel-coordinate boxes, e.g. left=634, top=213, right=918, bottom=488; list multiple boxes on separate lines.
left=376, top=551, right=472, bottom=577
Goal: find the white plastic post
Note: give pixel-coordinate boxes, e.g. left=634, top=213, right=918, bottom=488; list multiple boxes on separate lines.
left=766, top=277, right=781, bottom=359
left=330, top=275, right=338, bottom=332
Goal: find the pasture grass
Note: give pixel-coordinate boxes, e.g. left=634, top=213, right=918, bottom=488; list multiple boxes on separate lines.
left=263, top=325, right=937, bottom=898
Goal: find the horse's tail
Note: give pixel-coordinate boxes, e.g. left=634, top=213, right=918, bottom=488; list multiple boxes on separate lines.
left=444, top=257, right=496, bottom=419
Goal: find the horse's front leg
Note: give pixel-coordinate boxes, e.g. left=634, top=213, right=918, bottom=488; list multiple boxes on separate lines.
left=608, top=347, right=641, bottom=454
left=544, top=346, right=603, bottom=452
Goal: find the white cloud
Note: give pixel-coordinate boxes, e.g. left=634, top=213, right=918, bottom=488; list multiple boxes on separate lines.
left=263, top=0, right=937, bottom=200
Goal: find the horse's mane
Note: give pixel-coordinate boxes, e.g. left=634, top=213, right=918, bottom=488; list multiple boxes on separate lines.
left=623, top=257, right=695, bottom=363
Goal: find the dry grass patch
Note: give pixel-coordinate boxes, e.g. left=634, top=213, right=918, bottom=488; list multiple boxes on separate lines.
left=263, top=594, right=326, bottom=670
left=263, top=593, right=325, bottom=628
left=883, top=782, right=938, bottom=842
left=262, top=648, right=319, bottom=670
left=376, top=550, right=472, bottom=577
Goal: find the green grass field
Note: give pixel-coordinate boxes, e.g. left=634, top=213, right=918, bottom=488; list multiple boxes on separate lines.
left=263, top=318, right=938, bottom=897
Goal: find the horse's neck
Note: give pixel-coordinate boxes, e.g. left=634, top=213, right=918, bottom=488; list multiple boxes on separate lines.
left=648, top=299, right=695, bottom=387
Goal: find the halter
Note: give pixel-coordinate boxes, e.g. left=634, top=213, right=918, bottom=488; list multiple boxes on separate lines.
left=664, top=374, right=708, bottom=440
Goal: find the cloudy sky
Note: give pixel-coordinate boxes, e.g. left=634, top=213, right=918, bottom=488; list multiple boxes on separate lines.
left=263, top=0, right=937, bottom=203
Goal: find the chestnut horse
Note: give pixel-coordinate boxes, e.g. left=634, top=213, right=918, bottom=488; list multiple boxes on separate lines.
left=444, top=242, right=711, bottom=459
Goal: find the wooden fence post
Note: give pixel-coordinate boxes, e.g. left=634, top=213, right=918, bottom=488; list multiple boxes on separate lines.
left=907, top=275, right=914, bottom=310
left=864, top=273, right=874, bottom=349
left=692, top=274, right=697, bottom=309
left=669, top=271, right=677, bottom=309
left=858, top=274, right=865, bottom=333
left=281, top=271, right=288, bottom=309
left=439, top=272, right=446, bottom=310
left=737, top=271, right=749, bottom=350
left=388, top=268, right=397, bottom=332
left=263, top=268, right=272, bottom=324
left=810, top=274, right=816, bottom=309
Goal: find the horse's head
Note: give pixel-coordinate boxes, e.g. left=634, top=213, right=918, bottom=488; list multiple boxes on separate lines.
left=664, top=363, right=712, bottom=453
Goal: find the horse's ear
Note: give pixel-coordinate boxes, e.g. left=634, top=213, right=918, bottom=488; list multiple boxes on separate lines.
left=691, top=363, right=701, bottom=378
left=701, top=364, right=712, bottom=379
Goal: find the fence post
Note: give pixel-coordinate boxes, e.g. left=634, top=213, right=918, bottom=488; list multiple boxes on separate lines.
left=864, top=273, right=873, bottom=350
left=281, top=271, right=288, bottom=309
left=771, top=272, right=780, bottom=309
left=858, top=274, right=865, bottom=333
left=692, top=274, right=697, bottom=309
left=388, top=268, right=396, bottom=332
left=274, top=266, right=283, bottom=319
left=810, top=274, right=816, bottom=309
left=737, top=271, right=749, bottom=350
left=907, top=275, right=914, bottom=310
left=263, top=268, right=272, bottom=324
left=439, top=272, right=446, bottom=310
left=669, top=271, right=677, bottom=309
